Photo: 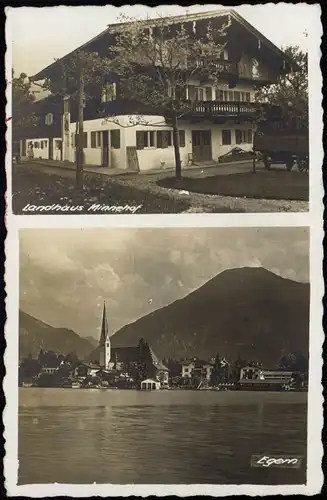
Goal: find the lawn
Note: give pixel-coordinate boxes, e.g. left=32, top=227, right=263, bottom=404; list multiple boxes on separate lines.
left=157, top=170, right=309, bottom=201
left=12, top=167, right=191, bottom=214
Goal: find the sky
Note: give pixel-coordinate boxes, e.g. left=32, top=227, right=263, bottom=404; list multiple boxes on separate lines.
left=19, top=227, right=309, bottom=340
left=8, top=3, right=315, bottom=76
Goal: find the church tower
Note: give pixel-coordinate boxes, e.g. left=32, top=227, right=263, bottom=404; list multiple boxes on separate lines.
left=99, top=302, right=111, bottom=368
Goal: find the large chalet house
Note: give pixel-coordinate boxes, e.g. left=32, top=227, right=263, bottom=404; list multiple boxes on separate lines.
left=19, top=9, right=295, bottom=172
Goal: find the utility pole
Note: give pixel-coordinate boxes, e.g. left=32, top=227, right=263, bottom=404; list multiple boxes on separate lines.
left=76, top=69, right=85, bottom=190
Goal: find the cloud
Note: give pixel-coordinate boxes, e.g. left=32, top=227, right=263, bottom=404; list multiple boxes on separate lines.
left=19, top=227, right=309, bottom=338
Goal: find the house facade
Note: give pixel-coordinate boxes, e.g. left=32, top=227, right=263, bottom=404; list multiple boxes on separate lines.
left=182, top=358, right=214, bottom=381
left=239, top=363, right=294, bottom=389
left=23, top=9, right=294, bottom=171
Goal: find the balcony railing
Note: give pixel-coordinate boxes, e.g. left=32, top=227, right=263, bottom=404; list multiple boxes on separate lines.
left=178, top=101, right=282, bottom=120
left=195, top=58, right=238, bottom=76
left=192, top=101, right=257, bottom=116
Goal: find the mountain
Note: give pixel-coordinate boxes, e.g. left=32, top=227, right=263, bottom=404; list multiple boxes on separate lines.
left=111, top=267, right=310, bottom=367
left=19, top=310, right=94, bottom=360
left=83, top=336, right=98, bottom=348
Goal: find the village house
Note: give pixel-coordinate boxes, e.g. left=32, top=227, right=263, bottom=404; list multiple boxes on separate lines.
left=20, top=9, right=295, bottom=172
left=182, top=358, right=213, bottom=381
left=239, top=363, right=294, bottom=389
left=141, top=378, right=161, bottom=390
left=83, top=303, right=169, bottom=386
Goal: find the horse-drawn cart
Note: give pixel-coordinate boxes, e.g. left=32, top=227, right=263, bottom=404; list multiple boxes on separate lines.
left=254, top=128, right=309, bottom=172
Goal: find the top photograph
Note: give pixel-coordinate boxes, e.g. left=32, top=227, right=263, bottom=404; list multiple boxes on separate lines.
left=9, top=4, right=314, bottom=215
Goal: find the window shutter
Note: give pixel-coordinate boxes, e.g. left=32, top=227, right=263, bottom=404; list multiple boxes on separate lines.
left=205, top=87, right=212, bottom=101
left=83, top=132, right=88, bottom=148
left=162, top=131, right=169, bottom=148
left=136, top=131, right=145, bottom=150
left=111, top=130, right=121, bottom=149
left=222, top=130, right=231, bottom=145
left=157, top=131, right=163, bottom=148
left=234, top=91, right=240, bottom=102
left=235, top=130, right=242, bottom=144
left=179, top=130, right=185, bottom=147
left=188, top=85, right=195, bottom=101
left=216, top=89, right=223, bottom=101
left=91, top=132, right=96, bottom=148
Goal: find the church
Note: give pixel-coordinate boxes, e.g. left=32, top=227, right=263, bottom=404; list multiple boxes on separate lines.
left=85, top=303, right=169, bottom=386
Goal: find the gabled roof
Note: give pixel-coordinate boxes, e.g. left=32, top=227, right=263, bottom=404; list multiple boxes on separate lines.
left=149, top=347, right=168, bottom=371
left=30, top=8, right=296, bottom=81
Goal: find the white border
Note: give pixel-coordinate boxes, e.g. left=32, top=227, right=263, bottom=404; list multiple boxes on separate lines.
left=4, top=3, right=324, bottom=497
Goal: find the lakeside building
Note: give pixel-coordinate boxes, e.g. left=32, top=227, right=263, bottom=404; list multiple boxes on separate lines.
left=239, top=363, right=295, bottom=390
left=20, top=9, right=295, bottom=172
left=82, top=303, right=169, bottom=386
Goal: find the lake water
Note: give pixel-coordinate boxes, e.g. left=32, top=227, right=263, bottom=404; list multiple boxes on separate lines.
left=19, top=388, right=307, bottom=485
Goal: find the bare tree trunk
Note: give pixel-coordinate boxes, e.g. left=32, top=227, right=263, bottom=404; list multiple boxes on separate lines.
left=171, top=108, right=182, bottom=180
left=76, top=72, right=84, bottom=190
left=252, top=128, right=257, bottom=174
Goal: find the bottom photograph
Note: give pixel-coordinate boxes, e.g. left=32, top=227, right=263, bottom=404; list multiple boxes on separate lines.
left=18, top=227, right=309, bottom=486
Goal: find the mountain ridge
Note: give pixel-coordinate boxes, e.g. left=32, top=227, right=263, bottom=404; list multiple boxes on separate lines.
left=19, top=310, right=94, bottom=359
left=111, top=267, right=309, bottom=366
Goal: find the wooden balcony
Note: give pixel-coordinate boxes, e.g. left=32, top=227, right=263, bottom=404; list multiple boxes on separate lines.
left=192, top=101, right=257, bottom=116
left=177, top=101, right=282, bottom=121
left=195, top=58, right=238, bottom=76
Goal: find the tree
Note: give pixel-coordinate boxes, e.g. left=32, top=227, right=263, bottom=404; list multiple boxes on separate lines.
left=108, top=14, right=231, bottom=179
left=279, top=351, right=308, bottom=373
left=255, top=45, right=308, bottom=130
left=230, top=355, right=247, bottom=383
left=135, top=338, right=154, bottom=384
left=210, top=353, right=223, bottom=386
left=43, top=51, right=111, bottom=190
left=11, top=70, right=38, bottom=143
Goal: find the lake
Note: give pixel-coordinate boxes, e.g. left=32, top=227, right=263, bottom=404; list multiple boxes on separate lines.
left=18, top=388, right=307, bottom=485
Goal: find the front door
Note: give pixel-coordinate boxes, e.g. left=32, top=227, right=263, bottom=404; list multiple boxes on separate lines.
left=21, top=140, right=26, bottom=157
left=102, top=131, right=109, bottom=167
left=192, top=130, right=212, bottom=162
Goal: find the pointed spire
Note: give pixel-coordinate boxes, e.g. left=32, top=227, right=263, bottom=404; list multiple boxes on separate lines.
left=99, top=302, right=109, bottom=345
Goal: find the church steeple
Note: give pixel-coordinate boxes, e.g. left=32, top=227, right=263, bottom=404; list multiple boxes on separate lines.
left=99, top=302, right=109, bottom=346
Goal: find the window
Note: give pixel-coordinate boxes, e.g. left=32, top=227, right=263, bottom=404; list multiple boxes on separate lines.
left=179, top=130, right=185, bottom=147
left=91, top=131, right=102, bottom=148
left=222, top=129, right=231, bottom=145
left=45, top=113, right=53, bottom=125
left=194, top=86, right=212, bottom=102
left=101, top=82, right=117, bottom=103
left=136, top=131, right=153, bottom=150
left=235, top=129, right=253, bottom=144
left=157, top=130, right=171, bottom=149
left=195, top=87, right=205, bottom=101
left=234, top=91, right=240, bottom=102
left=149, top=131, right=155, bottom=147
left=110, top=130, right=120, bottom=149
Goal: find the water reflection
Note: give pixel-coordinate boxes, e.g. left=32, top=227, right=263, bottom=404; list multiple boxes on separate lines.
left=18, top=389, right=307, bottom=485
